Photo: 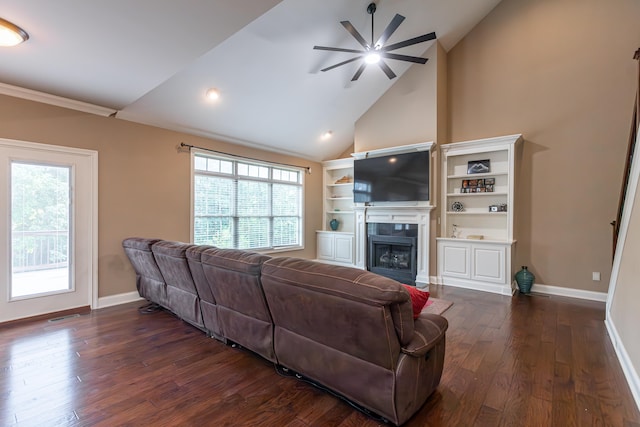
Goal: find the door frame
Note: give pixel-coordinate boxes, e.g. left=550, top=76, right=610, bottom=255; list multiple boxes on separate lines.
left=0, top=137, right=98, bottom=316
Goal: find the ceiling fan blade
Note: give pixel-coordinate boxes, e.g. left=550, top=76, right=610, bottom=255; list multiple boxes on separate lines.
left=382, top=52, right=428, bottom=64
left=378, top=60, right=397, bottom=79
left=321, top=56, right=363, bottom=72
left=382, top=32, right=437, bottom=52
left=351, top=63, right=367, bottom=81
left=341, top=20, right=370, bottom=49
left=375, top=14, right=405, bottom=48
left=313, top=46, right=365, bottom=54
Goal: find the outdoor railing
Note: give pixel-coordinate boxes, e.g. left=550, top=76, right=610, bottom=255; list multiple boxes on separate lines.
left=12, top=230, right=69, bottom=272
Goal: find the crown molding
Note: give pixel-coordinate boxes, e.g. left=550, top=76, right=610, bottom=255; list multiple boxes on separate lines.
left=0, top=82, right=116, bottom=117
left=351, top=141, right=435, bottom=160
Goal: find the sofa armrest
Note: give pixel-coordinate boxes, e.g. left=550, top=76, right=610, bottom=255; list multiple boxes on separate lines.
left=401, top=314, right=448, bottom=357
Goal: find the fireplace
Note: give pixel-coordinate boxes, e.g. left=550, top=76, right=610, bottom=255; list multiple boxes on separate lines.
left=368, top=234, right=417, bottom=285
left=354, top=205, right=434, bottom=290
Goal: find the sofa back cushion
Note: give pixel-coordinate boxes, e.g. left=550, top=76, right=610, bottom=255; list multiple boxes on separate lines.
left=261, top=257, right=415, bottom=419
left=201, top=248, right=274, bottom=362
left=262, top=257, right=415, bottom=355
left=186, top=245, right=217, bottom=304
left=151, top=241, right=203, bottom=327
left=122, top=237, right=166, bottom=305
left=186, top=244, right=220, bottom=337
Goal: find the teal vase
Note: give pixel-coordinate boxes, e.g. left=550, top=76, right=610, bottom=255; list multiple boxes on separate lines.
left=515, top=266, right=535, bottom=294
left=329, top=218, right=339, bottom=231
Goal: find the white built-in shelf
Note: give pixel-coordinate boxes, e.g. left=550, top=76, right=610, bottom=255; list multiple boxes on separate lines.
left=446, top=211, right=508, bottom=216
left=318, top=157, right=355, bottom=266
left=447, top=172, right=508, bottom=179
left=446, top=192, right=508, bottom=197
left=326, top=210, right=354, bottom=215
left=438, top=134, right=523, bottom=296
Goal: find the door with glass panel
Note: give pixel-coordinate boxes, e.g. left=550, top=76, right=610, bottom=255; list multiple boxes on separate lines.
left=0, top=139, right=97, bottom=323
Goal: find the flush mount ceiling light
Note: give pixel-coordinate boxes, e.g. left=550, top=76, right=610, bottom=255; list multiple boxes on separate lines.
left=205, top=88, right=220, bottom=101
left=321, top=131, right=333, bottom=140
left=0, top=17, right=29, bottom=47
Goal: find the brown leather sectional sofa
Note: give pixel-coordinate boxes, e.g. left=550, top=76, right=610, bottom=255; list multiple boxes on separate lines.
left=122, top=237, right=448, bottom=425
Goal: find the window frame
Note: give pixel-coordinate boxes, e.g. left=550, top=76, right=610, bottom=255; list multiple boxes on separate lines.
left=190, top=149, right=305, bottom=253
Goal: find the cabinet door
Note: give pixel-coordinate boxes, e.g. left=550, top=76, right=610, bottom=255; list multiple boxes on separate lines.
left=317, top=233, right=334, bottom=260
left=440, top=241, right=470, bottom=278
left=471, top=245, right=506, bottom=284
left=333, top=235, right=353, bottom=264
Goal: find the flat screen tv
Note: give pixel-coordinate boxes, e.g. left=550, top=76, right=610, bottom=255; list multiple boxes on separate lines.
left=353, top=150, right=429, bottom=203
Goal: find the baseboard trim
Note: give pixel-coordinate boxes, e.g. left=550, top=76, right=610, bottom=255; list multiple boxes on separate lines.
left=97, top=291, right=144, bottom=309
left=605, top=316, right=640, bottom=413
left=433, top=276, right=607, bottom=302
left=436, top=277, right=514, bottom=296
left=531, top=283, right=607, bottom=302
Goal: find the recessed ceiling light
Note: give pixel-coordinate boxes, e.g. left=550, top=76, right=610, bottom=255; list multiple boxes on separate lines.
left=321, top=131, right=333, bottom=140
left=0, top=17, right=29, bottom=47
left=205, top=88, right=220, bottom=101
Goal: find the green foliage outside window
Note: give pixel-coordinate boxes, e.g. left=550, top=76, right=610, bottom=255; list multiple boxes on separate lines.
left=193, top=154, right=303, bottom=251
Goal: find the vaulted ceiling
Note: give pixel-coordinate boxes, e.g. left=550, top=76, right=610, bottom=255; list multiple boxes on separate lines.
left=0, top=0, right=502, bottom=161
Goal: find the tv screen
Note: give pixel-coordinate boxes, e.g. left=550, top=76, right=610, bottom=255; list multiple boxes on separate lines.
left=353, top=151, right=429, bottom=203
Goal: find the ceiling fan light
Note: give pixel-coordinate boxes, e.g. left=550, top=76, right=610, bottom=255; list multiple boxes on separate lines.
left=365, top=52, right=380, bottom=64
left=0, top=18, right=29, bottom=47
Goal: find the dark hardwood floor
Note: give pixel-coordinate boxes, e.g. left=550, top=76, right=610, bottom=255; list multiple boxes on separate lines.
left=2, top=285, right=639, bottom=426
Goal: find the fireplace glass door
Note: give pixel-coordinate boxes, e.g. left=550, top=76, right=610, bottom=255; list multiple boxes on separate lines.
left=368, top=235, right=417, bottom=285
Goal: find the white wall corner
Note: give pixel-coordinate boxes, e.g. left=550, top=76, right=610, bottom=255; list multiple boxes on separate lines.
left=605, top=317, right=640, bottom=413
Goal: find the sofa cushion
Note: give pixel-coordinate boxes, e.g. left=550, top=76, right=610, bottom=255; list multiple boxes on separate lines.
left=151, top=240, right=203, bottom=328
left=122, top=237, right=166, bottom=304
left=152, top=241, right=196, bottom=293
left=185, top=245, right=217, bottom=304
left=122, top=237, right=161, bottom=252
left=261, top=257, right=415, bottom=354
left=186, top=244, right=221, bottom=338
left=201, top=248, right=275, bottom=362
left=403, top=284, right=430, bottom=319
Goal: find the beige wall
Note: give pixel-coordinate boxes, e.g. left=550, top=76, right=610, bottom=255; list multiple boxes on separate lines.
left=0, top=94, right=322, bottom=298
left=354, top=42, right=441, bottom=152
left=448, top=0, right=640, bottom=292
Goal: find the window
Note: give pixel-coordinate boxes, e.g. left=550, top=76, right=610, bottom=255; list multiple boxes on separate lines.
left=192, top=152, right=304, bottom=251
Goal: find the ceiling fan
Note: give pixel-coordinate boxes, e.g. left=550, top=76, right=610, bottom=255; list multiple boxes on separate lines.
left=313, top=2, right=437, bottom=81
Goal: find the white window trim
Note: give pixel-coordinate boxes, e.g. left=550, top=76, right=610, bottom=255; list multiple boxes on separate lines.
left=189, top=148, right=305, bottom=253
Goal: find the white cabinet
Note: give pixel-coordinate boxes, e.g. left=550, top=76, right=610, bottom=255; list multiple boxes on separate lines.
left=316, top=158, right=354, bottom=265
left=437, top=134, right=522, bottom=295
left=437, top=239, right=511, bottom=294
left=317, top=231, right=354, bottom=265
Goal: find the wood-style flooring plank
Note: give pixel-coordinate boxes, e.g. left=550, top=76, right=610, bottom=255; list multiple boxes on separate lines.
left=1, top=286, right=639, bottom=426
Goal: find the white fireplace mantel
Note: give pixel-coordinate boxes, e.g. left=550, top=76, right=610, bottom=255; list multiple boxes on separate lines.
left=355, top=205, right=435, bottom=290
